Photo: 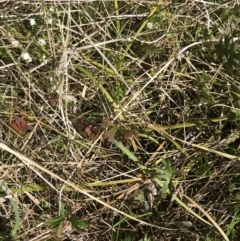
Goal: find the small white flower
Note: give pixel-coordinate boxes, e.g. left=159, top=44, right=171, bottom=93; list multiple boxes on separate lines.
left=49, top=6, right=54, bottom=12
left=147, top=22, right=153, bottom=29
left=65, top=95, right=77, bottom=104
left=29, top=18, right=36, bottom=26
left=42, top=55, right=48, bottom=64
left=12, top=40, right=20, bottom=47
left=47, top=18, right=52, bottom=25
left=21, top=52, right=32, bottom=62
left=38, top=38, right=46, bottom=46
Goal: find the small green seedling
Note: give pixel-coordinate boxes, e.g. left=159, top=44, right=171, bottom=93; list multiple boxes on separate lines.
left=46, top=203, right=88, bottom=236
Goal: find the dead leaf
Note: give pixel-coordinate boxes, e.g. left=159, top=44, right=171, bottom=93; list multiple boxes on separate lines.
left=8, top=118, right=31, bottom=135
left=101, top=117, right=114, bottom=128
left=103, top=126, right=119, bottom=142
left=84, top=124, right=93, bottom=136
left=121, top=129, right=138, bottom=140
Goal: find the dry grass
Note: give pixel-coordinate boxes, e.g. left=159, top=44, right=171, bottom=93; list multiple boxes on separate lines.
left=1, top=1, right=240, bottom=241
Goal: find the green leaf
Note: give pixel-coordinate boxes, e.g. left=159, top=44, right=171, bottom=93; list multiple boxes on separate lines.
left=46, top=216, right=65, bottom=228
left=153, top=161, right=176, bottom=195
left=9, top=196, right=21, bottom=237
left=138, top=235, right=151, bottom=241
left=68, top=217, right=88, bottom=231
left=123, top=232, right=134, bottom=241
left=45, top=202, right=66, bottom=229
left=112, top=139, right=147, bottom=170
left=60, top=202, right=65, bottom=217
left=162, top=159, right=176, bottom=175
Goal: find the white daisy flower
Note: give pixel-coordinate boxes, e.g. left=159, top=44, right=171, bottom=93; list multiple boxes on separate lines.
left=49, top=6, right=54, bottom=12
left=21, top=52, right=32, bottom=62
left=147, top=22, right=153, bottom=29
left=29, top=18, right=36, bottom=26
left=38, top=38, right=46, bottom=46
